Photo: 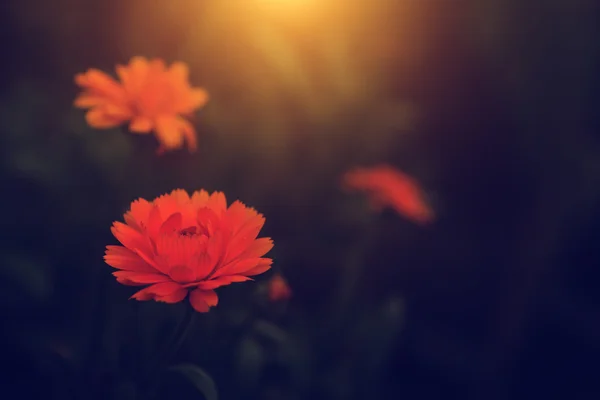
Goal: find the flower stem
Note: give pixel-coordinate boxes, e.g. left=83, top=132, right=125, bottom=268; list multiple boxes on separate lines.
left=161, top=303, right=196, bottom=365
left=146, top=303, right=196, bottom=383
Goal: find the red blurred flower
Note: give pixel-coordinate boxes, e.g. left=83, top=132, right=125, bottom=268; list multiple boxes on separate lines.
left=343, top=165, right=434, bottom=225
left=268, top=274, right=292, bottom=302
left=104, top=189, right=273, bottom=312
left=74, top=56, right=208, bottom=153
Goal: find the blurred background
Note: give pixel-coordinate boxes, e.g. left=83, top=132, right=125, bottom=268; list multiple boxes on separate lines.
left=1, top=0, right=600, bottom=399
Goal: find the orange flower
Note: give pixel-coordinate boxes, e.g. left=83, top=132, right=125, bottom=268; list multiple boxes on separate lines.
left=74, top=57, right=209, bottom=153
left=267, top=274, right=292, bottom=302
left=343, top=165, right=434, bottom=225
left=104, top=189, right=273, bottom=312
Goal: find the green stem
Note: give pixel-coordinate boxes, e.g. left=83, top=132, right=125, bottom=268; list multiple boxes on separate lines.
left=328, top=217, right=380, bottom=332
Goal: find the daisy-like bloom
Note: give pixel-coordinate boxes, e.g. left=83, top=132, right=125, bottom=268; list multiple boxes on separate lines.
left=74, top=57, right=209, bottom=153
left=104, top=189, right=273, bottom=312
left=343, top=165, right=434, bottom=225
left=267, top=273, right=292, bottom=302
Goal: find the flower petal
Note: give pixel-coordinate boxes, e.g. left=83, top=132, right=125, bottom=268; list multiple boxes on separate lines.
left=154, top=115, right=185, bottom=150
left=189, top=289, right=218, bottom=312
left=268, top=274, right=292, bottom=302
left=119, top=56, right=150, bottom=95
left=132, top=247, right=167, bottom=274
left=168, top=62, right=189, bottom=82
left=156, top=234, right=202, bottom=269
left=129, top=116, right=154, bottom=133
left=343, top=165, right=434, bottom=225
left=85, top=108, right=125, bottom=129
left=113, top=271, right=170, bottom=285
left=242, top=238, right=274, bottom=259
left=243, top=259, right=273, bottom=276
left=74, top=94, right=107, bottom=108
left=206, top=192, right=227, bottom=215
left=111, top=222, right=153, bottom=254
left=192, top=252, right=217, bottom=281
left=156, top=287, right=188, bottom=303
left=191, top=190, right=210, bottom=208
left=223, top=222, right=268, bottom=264
left=146, top=205, right=163, bottom=238
left=213, top=255, right=273, bottom=278
left=104, top=245, right=155, bottom=272
left=130, top=282, right=183, bottom=301
left=196, top=275, right=252, bottom=290
left=75, top=69, right=126, bottom=100
left=126, top=198, right=153, bottom=228
left=168, top=265, right=195, bottom=283
left=187, top=88, right=209, bottom=110
left=177, top=117, right=198, bottom=152
left=197, top=207, right=220, bottom=236
left=159, top=212, right=182, bottom=235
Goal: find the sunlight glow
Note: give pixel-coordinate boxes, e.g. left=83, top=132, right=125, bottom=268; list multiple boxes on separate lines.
left=253, top=0, right=319, bottom=13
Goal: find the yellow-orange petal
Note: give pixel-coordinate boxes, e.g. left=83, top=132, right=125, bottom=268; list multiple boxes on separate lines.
left=121, top=56, right=150, bottom=95
left=154, top=115, right=185, bottom=150
left=75, top=69, right=123, bottom=96
left=177, top=117, right=198, bottom=152
left=168, top=61, right=190, bottom=82
left=74, top=72, right=87, bottom=86
left=85, top=108, right=125, bottom=129
left=189, top=289, right=218, bottom=312
left=115, top=65, right=130, bottom=88
left=148, top=58, right=167, bottom=74
left=74, top=94, right=107, bottom=108
left=188, top=88, right=209, bottom=109
left=104, top=103, right=133, bottom=120
left=129, top=116, right=154, bottom=133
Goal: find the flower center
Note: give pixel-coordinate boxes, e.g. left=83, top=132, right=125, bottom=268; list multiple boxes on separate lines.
left=179, top=226, right=197, bottom=237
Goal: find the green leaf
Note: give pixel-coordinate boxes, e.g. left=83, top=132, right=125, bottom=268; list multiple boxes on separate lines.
left=168, top=364, right=218, bottom=400
left=252, top=320, right=288, bottom=344
left=235, top=337, right=264, bottom=389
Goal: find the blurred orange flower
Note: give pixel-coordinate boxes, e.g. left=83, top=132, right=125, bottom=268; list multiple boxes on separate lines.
left=268, top=273, right=292, bottom=302
left=343, top=165, right=434, bottom=225
left=104, top=189, right=273, bottom=312
left=74, top=57, right=209, bottom=153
